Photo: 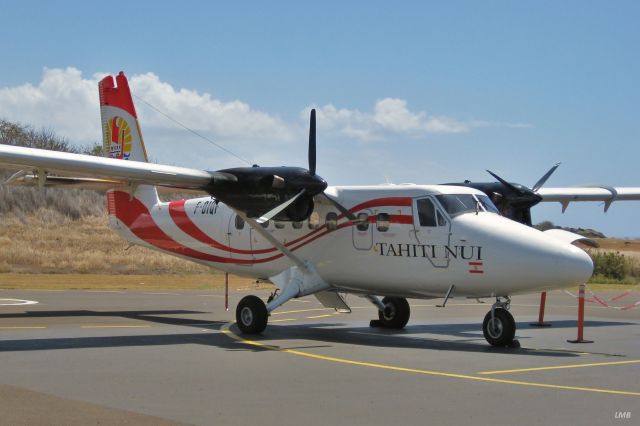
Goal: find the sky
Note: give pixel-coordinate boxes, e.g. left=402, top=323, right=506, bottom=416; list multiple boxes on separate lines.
left=0, top=1, right=638, bottom=237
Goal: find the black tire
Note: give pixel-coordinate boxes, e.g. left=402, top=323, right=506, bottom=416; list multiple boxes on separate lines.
left=236, top=295, right=268, bottom=334
left=377, top=297, right=410, bottom=329
left=482, top=308, right=516, bottom=347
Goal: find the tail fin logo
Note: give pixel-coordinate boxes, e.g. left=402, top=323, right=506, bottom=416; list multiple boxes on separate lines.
left=105, top=116, right=133, bottom=160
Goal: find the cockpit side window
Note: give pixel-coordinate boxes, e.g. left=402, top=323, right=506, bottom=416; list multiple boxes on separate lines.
left=417, top=198, right=437, bottom=227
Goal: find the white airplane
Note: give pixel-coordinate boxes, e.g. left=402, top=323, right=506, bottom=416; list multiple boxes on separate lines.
left=1, top=72, right=638, bottom=347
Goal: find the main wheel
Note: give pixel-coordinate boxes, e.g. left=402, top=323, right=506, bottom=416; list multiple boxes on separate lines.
left=377, top=297, right=410, bottom=329
left=236, top=295, right=268, bottom=334
left=482, top=308, right=516, bottom=347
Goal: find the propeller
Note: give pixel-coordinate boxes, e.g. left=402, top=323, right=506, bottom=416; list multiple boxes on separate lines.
left=486, top=169, right=527, bottom=196
left=482, top=164, right=561, bottom=225
left=444, top=164, right=562, bottom=226
left=532, top=162, right=560, bottom=192
left=309, top=109, right=316, bottom=176
left=254, top=108, right=358, bottom=223
left=256, top=189, right=306, bottom=224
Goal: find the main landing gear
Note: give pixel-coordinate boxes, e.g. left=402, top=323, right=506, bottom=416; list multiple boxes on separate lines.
left=235, top=291, right=518, bottom=348
left=236, top=295, right=268, bottom=334
left=483, top=297, right=518, bottom=347
left=368, top=296, right=411, bottom=329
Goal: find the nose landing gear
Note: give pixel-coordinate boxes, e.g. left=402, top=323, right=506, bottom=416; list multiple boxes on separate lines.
left=483, top=297, right=518, bottom=347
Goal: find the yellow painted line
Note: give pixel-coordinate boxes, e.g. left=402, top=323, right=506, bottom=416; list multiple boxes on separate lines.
left=307, top=314, right=334, bottom=319
left=221, top=323, right=640, bottom=397
left=270, top=318, right=297, bottom=323
left=81, top=325, right=152, bottom=329
left=0, top=326, right=47, bottom=330
left=479, top=360, right=640, bottom=375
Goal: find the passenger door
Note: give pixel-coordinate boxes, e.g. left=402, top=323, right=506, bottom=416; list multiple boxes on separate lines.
left=412, top=197, right=451, bottom=268
left=227, top=213, right=253, bottom=262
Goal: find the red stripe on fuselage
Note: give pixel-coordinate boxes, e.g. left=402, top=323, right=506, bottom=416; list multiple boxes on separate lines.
left=115, top=192, right=416, bottom=265
left=113, top=192, right=282, bottom=264
left=169, top=200, right=276, bottom=255
left=167, top=196, right=414, bottom=257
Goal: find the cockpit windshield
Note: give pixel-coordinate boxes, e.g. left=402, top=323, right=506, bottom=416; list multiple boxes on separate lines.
left=476, top=194, right=499, bottom=214
left=435, top=194, right=499, bottom=217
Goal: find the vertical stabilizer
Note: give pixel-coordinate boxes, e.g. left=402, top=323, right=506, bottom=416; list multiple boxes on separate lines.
left=99, top=72, right=158, bottom=208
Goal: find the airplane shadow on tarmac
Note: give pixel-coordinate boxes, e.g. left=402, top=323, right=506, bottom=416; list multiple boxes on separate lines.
left=234, top=319, right=635, bottom=358
left=0, top=309, right=235, bottom=353
left=0, top=310, right=634, bottom=357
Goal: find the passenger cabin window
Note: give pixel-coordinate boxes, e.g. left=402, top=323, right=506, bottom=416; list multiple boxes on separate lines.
left=275, top=221, right=285, bottom=229
left=292, top=221, right=303, bottom=229
left=376, top=213, right=390, bottom=232
left=356, top=213, right=369, bottom=231
left=308, top=211, right=320, bottom=229
left=261, top=220, right=270, bottom=229
left=325, top=212, right=338, bottom=230
left=235, top=215, right=245, bottom=230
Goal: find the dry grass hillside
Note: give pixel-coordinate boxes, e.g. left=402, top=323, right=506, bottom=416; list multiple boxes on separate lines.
left=0, top=209, right=210, bottom=275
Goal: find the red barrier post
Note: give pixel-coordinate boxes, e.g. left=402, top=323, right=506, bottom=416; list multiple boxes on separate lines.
left=568, top=284, right=593, bottom=343
left=225, top=272, right=229, bottom=312
left=530, top=291, right=552, bottom=327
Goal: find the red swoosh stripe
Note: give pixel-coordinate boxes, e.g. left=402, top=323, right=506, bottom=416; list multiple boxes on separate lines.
left=113, top=192, right=282, bottom=264
left=169, top=200, right=276, bottom=255
left=168, top=197, right=414, bottom=257
left=114, top=192, right=415, bottom=265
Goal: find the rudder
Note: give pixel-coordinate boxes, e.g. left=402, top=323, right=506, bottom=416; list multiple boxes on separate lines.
left=99, top=72, right=149, bottom=162
left=99, top=72, right=158, bottom=209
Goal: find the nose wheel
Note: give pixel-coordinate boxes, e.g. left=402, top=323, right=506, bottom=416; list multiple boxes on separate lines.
left=236, top=295, right=268, bottom=334
left=482, top=307, right=516, bottom=347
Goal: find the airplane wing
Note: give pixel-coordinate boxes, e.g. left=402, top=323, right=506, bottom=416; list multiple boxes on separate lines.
left=0, top=144, right=235, bottom=190
left=4, top=171, right=208, bottom=195
left=537, top=186, right=640, bottom=212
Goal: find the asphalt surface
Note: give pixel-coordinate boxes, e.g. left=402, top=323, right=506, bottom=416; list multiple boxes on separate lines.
left=0, top=286, right=638, bottom=426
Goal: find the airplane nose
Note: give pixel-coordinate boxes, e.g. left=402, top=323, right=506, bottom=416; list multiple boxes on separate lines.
left=557, top=244, right=594, bottom=285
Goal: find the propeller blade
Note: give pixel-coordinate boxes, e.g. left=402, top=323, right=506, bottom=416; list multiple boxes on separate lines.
left=532, top=162, right=561, bottom=192
left=486, top=170, right=526, bottom=196
left=309, top=109, right=316, bottom=176
left=319, top=192, right=358, bottom=221
left=256, top=189, right=306, bottom=224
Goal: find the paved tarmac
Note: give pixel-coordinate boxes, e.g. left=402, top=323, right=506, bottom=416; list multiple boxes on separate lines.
left=0, top=286, right=638, bottom=425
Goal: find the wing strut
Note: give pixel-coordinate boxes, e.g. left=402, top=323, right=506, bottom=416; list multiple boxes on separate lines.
left=232, top=210, right=330, bottom=313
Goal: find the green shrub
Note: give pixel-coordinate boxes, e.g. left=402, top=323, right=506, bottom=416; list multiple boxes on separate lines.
left=590, top=252, right=630, bottom=281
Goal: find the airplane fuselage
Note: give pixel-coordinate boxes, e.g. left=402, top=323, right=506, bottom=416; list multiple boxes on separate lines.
left=107, top=184, right=593, bottom=300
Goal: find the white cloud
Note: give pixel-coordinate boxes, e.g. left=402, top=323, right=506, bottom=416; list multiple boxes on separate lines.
left=0, top=67, right=531, bottom=171
left=0, top=67, right=293, bottom=149
left=129, top=73, right=292, bottom=141
left=0, top=67, right=103, bottom=143
left=308, top=98, right=531, bottom=141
